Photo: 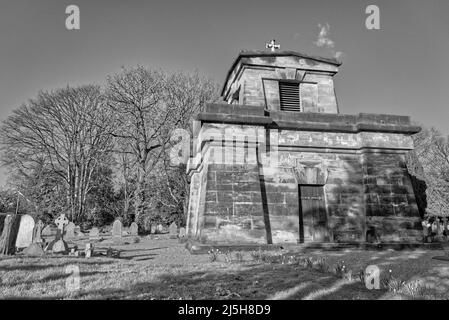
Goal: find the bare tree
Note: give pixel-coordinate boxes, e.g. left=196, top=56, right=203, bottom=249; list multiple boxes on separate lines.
left=106, top=66, right=219, bottom=223
left=0, top=85, right=114, bottom=221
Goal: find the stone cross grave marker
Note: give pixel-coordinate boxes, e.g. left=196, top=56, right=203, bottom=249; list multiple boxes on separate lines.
left=130, top=222, right=138, bottom=236
left=169, top=222, right=178, bottom=238
left=112, top=220, right=122, bottom=238
left=55, top=214, right=69, bottom=239
left=65, top=222, right=76, bottom=238
left=15, top=214, right=35, bottom=249
left=33, top=220, right=44, bottom=243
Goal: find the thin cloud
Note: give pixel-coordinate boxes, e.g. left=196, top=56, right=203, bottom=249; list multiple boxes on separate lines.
left=314, top=23, right=335, bottom=48
left=334, top=51, right=345, bottom=59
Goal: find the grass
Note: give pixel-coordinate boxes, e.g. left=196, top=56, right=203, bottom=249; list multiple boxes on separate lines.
left=1, top=238, right=448, bottom=300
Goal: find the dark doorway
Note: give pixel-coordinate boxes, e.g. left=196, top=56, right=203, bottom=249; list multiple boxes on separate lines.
left=298, top=185, right=329, bottom=243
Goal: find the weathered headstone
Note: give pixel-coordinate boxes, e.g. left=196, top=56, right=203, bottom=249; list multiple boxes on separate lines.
left=156, top=224, right=163, bottom=234
left=112, top=220, right=122, bottom=238
left=42, top=225, right=54, bottom=237
left=179, top=227, right=186, bottom=238
left=89, top=227, right=100, bottom=240
left=0, top=215, right=15, bottom=255
left=33, top=220, right=44, bottom=243
left=437, top=219, right=443, bottom=235
left=23, top=243, right=45, bottom=256
left=150, top=224, right=157, bottom=234
left=130, top=222, right=138, bottom=236
left=168, top=222, right=178, bottom=235
left=15, top=214, right=35, bottom=249
left=85, top=243, right=93, bottom=258
left=169, top=222, right=178, bottom=238
left=52, top=239, right=69, bottom=254
left=65, top=222, right=76, bottom=238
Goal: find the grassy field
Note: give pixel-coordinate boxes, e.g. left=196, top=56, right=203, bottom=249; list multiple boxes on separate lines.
left=1, top=237, right=448, bottom=300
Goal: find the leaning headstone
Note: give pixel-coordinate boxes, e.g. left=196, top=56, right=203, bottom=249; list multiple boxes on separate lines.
left=15, top=214, right=35, bottom=249
left=33, top=220, right=44, bottom=243
left=179, top=227, right=186, bottom=238
left=112, top=220, right=122, bottom=238
left=130, top=222, right=138, bottom=236
left=23, top=243, right=45, bottom=256
left=89, top=227, right=100, bottom=240
left=65, top=222, right=76, bottom=238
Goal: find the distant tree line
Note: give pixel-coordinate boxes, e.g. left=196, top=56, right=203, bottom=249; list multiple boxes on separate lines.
left=0, top=66, right=219, bottom=230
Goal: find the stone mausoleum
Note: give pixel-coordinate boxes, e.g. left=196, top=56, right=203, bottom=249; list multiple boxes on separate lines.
left=186, top=48, right=422, bottom=245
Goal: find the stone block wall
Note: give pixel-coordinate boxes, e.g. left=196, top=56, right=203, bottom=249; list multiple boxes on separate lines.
left=186, top=112, right=422, bottom=244
left=362, top=153, right=422, bottom=242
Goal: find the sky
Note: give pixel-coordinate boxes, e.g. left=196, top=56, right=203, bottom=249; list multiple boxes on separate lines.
left=0, top=0, right=448, bottom=185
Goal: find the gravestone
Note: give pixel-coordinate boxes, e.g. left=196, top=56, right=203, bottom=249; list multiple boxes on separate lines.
left=85, top=243, right=93, bottom=258
left=179, top=227, right=186, bottom=238
left=52, top=239, right=69, bottom=254
left=150, top=224, right=157, bottom=234
left=69, top=248, right=79, bottom=257
left=42, top=225, right=54, bottom=237
left=65, top=222, right=76, bottom=238
left=15, top=214, right=35, bottom=249
left=112, top=220, right=122, bottom=238
left=130, top=222, right=138, bottom=236
left=33, top=220, right=44, bottom=243
left=55, top=214, right=69, bottom=239
left=156, top=224, right=163, bottom=234
left=0, top=215, right=15, bottom=255
left=23, top=243, right=45, bottom=256
left=169, top=222, right=178, bottom=239
left=89, top=227, right=100, bottom=240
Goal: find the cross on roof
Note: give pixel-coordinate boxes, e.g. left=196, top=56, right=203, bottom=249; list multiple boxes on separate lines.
left=55, top=213, right=69, bottom=231
left=266, top=39, right=280, bottom=52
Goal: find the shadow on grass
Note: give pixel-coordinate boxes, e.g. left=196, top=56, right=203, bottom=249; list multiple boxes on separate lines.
left=6, top=270, right=111, bottom=287
left=71, top=262, right=388, bottom=300
left=0, top=258, right=116, bottom=272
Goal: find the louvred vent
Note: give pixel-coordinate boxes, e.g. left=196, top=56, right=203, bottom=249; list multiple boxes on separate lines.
left=279, top=81, right=301, bottom=112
